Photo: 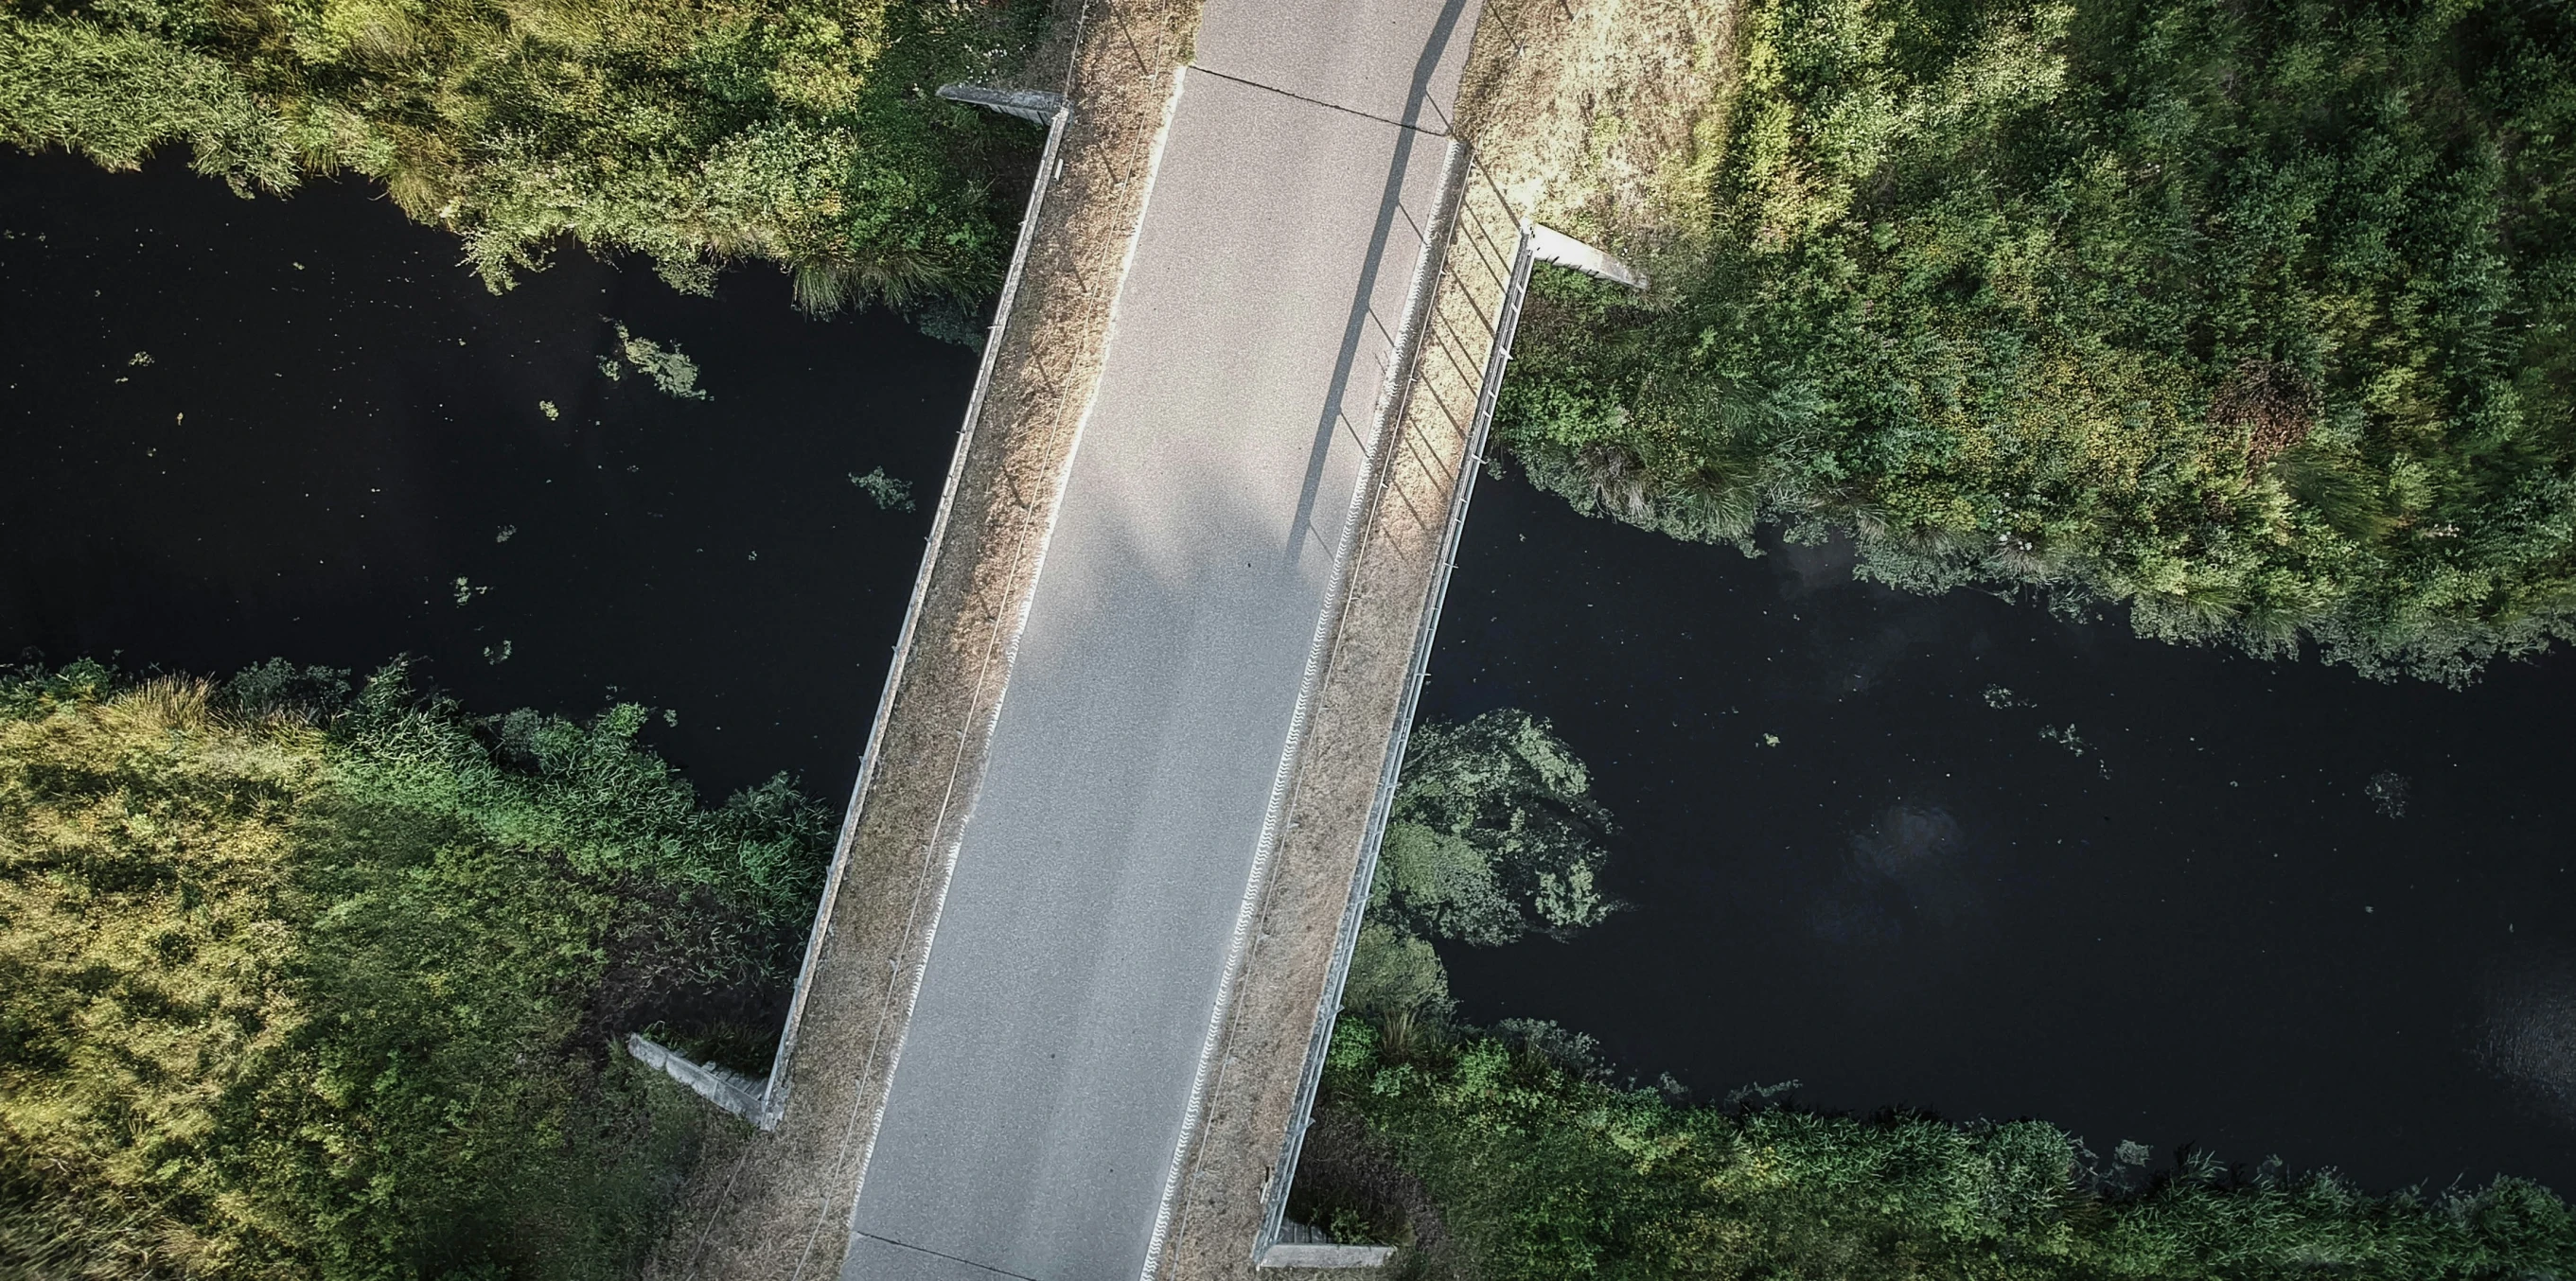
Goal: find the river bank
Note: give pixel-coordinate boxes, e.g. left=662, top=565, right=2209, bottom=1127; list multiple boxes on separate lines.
left=1421, top=462, right=2576, bottom=1197
left=1, top=149, right=978, bottom=797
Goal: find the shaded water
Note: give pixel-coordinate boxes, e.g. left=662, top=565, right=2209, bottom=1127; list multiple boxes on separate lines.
left=1425, top=465, right=2576, bottom=1196
left=1, top=149, right=977, bottom=797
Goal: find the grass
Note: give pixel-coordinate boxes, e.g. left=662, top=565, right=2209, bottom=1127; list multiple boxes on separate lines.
left=0, top=0, right=1050, bottom=317
left=0, top=658, right=831, bottom=1279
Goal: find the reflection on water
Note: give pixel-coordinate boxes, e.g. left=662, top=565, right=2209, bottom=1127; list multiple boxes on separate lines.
left=2480, top=949, right=2576, bottom=1130
left=1809, top=804, right=1978, bottom=944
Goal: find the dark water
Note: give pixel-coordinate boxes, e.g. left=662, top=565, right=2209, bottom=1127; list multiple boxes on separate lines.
left=1, top=149, right=979, bottom=798
left=1426, top=465, right=2576, bottom=1196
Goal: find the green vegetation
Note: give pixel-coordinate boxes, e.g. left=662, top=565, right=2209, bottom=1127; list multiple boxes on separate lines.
left=0, top=659, right=830, bottom=1279
left=1319, top=706, right=2576, bottom=1277
left=1344, top=710, right=1616, bottom=1020
left=1502, top=0, right=2576, bottom=682
left=848, top=465, right=915, bottom=511
left=1300, top=1016, right=2576, bottom=1279
left=0, top=0, right=1047, bottom=315
left=607, top=323, right=710, bottom=399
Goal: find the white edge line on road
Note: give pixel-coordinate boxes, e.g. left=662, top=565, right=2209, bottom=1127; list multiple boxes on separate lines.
left=760, top=91, right=1076, bottom=1136
left=829, top=61, right=1198, bottom=1265
left=1139, top=132, right=1472, bottom=1281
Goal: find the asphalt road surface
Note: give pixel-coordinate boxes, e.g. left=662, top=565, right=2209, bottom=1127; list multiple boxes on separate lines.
left=839, top=2, right=1482, bottom=1277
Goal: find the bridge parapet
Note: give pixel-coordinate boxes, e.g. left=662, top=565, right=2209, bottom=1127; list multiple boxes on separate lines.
left=1156, top=158, right=1536, bottom=1278
left=648, top=2, right=1207, bottom=1274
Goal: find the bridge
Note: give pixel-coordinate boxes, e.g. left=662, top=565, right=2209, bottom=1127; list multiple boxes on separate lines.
left=651, top=0, right=1624, bottom=1274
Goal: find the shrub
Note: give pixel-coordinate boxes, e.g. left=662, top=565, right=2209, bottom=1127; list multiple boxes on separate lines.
left=0, top=660, right=831, bottom=1279
left=1501, top=0, right=2576, bottom=683
left=1320, top=1016, right=2576, bottom=1279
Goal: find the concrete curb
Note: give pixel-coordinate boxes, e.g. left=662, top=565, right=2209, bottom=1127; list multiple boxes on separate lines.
left=936, top=83, right=1069, bottom=127
left=756, top=91, right=1075, bottom=1134
left=1529, top=222, right=1646, bottom=289
left=629, top=1034, right=767, bottom=1123
left=1258, top=1244, right=1397, bottom=1270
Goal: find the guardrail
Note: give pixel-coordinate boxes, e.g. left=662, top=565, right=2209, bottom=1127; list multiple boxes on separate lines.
left=750, top=86, right=1073, bottom=1132
left=1251, top=159, right=1538, bottom=1267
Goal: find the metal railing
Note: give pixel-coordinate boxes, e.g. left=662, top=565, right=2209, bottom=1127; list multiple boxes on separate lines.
left=755, top=89, right=1073, bottom=1132
left=1253, top=159, right=1539, bottom=1264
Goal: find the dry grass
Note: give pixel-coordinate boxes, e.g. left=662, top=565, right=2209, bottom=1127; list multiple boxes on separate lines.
left=640, top=2, right=1209, bottom=1276
left=1152, top=156, right=1526, bottom=1280
left=1455, top=0, right=1740, bottom=283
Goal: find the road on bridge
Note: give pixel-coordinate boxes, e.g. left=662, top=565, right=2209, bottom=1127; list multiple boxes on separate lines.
left=838, top=2, right=1483, bottom=1277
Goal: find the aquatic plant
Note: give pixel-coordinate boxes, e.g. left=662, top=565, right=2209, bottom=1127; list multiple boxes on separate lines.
left=1312, top=1015, right=2576, bottom=1279
left=2367, top=770, right=2410, bottom=818
left=1344, top=710, right=1617, bottom=1027
left=0, top=659, right=831, bottom=1278
left=0, top=0, right=1045, bottom=312
left=1498, top=0, right=2576, bottom=684
left=611, top=323, right=709, bottom=401
left=850, top=465, right=916, bottom=512
left=1375, top=709, right=1618, bottom=947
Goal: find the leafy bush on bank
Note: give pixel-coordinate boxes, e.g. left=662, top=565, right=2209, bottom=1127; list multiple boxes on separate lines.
left=1501, top=0, right=2576, bottom=682
left=1310, top=1017, right=2576, bottom=1279
left=0, top=659, right=831, bottom=1279
left=0, top=0, right=1046, bottom=314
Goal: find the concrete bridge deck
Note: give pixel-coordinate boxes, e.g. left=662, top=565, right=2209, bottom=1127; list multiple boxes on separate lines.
left=842, top=7, right=1477, bottom=1274
left=660, top=2, right=1539, bottom=1276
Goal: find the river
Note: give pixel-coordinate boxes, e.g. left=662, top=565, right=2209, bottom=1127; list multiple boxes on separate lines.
left=0, top=149, right=977, bottom=798
left=14, top=141, right=2574, bottom=1203
left=1425, top=461, right=2576, bottom=1197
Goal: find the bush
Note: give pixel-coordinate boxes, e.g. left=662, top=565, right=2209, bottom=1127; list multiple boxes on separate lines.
left=0, top=659, right=832, bottom=1279
left=0, top=0, right=1048, bottom=311
left=1318, top=1016, right=2576, bottom=1279
left=1501, top=0, right=2576, bottom=683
